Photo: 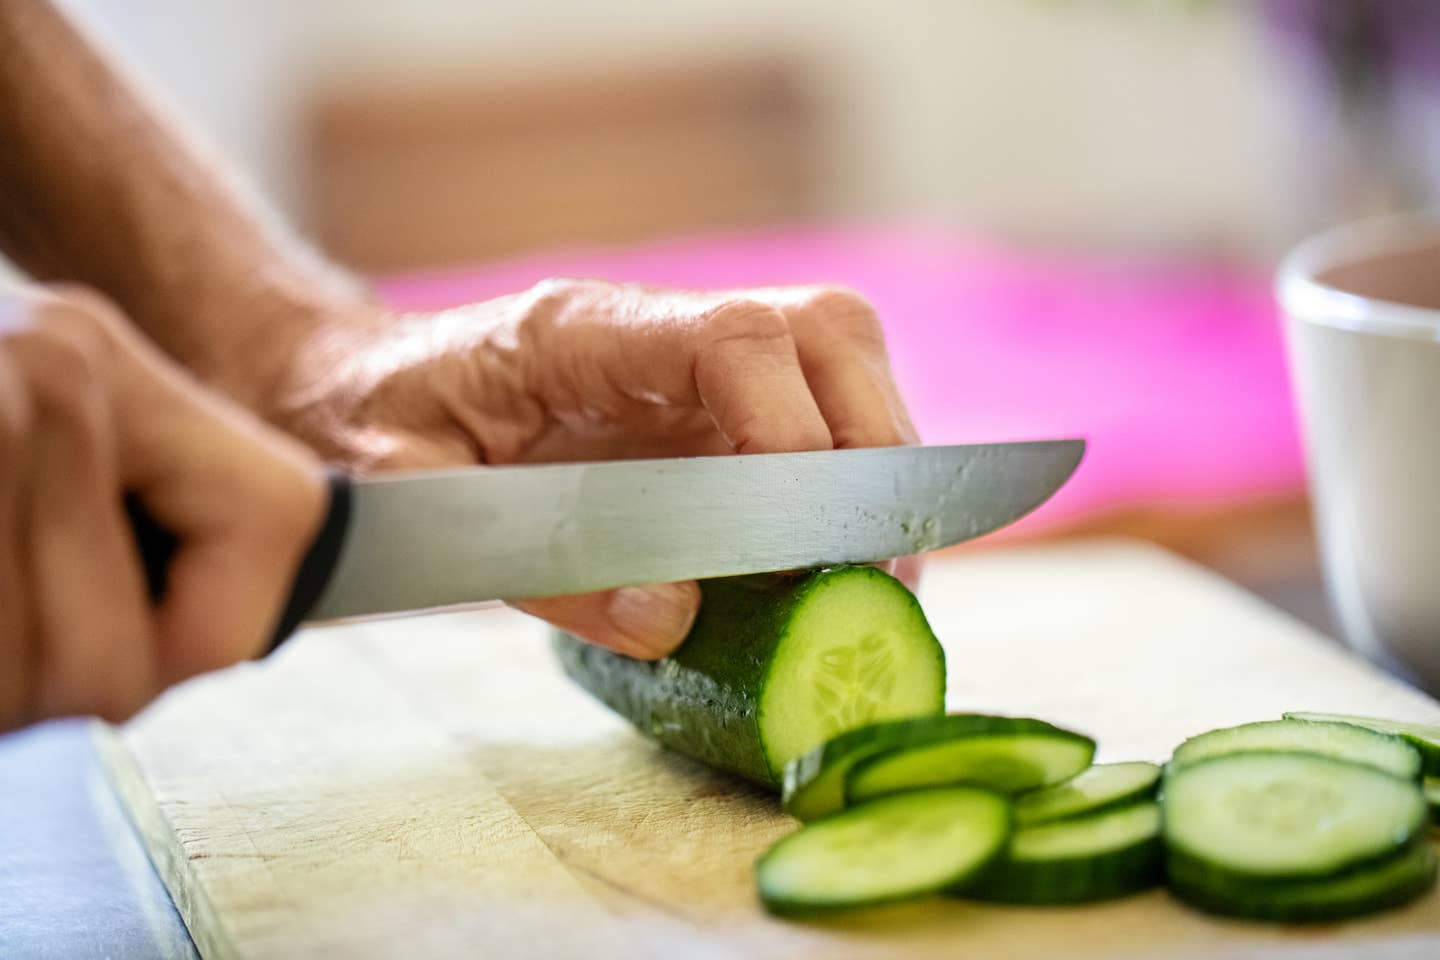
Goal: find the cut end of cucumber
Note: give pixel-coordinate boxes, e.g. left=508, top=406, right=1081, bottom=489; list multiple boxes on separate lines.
left=1163, top=752, right=1428, bottom=880
left=756, top=787, right=1010, bottom=917
left=1169, top=719, right=1422, bottom=782
left=758, top=567, right=945, bottom=781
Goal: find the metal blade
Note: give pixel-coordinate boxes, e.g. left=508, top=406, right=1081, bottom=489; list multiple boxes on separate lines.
left=309, top=439, right=1084, bottom=619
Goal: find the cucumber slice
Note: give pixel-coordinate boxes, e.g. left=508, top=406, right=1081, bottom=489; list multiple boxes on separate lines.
left=1284, top=711, right=1440, bottom=777
left=1426, top=777, right=1440, bottom=825
left=1169, top=843, right=1437, bottom=923
left=1163, top=752, right=1428, bottom=881
left=1014, top=762, right=1162, bottom=827
left=963, top=802, right=1163, bottom=904
left=784, top=714, right=1084, bottom=822
left=844, top=720, right=1094, bottom=804
left=1168, top=719, right=1421, bottom=782
left=553, top=566, right=945, bottom=787
left=756, top=787, right=1010, bottom=917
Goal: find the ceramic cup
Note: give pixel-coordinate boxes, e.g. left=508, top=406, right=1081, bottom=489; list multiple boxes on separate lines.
left=1280, top=216, right=1440, bottom=693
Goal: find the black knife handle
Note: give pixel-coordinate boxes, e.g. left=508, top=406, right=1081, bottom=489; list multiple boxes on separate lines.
left=124, top=471, right=353, bottom=654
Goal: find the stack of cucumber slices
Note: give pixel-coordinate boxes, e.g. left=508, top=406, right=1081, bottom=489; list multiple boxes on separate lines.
left=550, top=566, right=1438, bottom=925
left=759, top=712, right=1439, bottom=922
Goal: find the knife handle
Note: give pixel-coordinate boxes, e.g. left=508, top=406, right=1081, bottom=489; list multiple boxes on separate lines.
left=124, top=471, right=353, bottom=655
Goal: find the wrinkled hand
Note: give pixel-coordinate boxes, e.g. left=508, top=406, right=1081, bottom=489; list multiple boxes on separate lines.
left=265, top=280, right=921, bottom=658
left=0, top=286, right=325, bottom=730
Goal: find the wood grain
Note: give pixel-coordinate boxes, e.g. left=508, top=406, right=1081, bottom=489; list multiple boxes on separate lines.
left=100, top=539, right=1440, bottom=959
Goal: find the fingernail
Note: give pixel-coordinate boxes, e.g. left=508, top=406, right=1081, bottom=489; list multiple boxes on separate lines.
left=606, top=582, right=700, bottom=658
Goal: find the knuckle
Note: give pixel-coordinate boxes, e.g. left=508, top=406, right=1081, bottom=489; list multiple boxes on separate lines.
left=702, top=299, right=793, bottom=348
left=524, top=277, right=609, bottom=315
left=0, top=364, right=33, bottom=458
left=32, top=354, right=106, bottom=433
left=29, top=303, right=107, bottom=378
left=6, top=318, right=109, bottom=435
left=529, top=276, right=595, bottom=299
left=804, top=286, right=884, bottom=343
left=250, top=464, right=325, bottom=556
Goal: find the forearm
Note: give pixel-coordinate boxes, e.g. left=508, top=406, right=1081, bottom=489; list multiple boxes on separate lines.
left=0, top=0, right=368, bottom=409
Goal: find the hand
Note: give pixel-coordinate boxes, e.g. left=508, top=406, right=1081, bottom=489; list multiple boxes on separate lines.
left=0, top=285, right=325, bottom=730
left=259, top=280, right=922, bottom=658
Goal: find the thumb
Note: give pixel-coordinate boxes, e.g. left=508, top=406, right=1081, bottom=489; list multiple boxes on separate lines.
left=511, top=581, right=700, bottom=659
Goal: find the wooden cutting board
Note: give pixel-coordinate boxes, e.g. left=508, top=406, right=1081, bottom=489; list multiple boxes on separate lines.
left=98, top=539, right=1440, bottom=959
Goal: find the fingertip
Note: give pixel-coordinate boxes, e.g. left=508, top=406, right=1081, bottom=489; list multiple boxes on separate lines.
left=893, top=554, right=925, bottom=593
left=604, top=581, right=700, bottom=658
left=512, top=581, right=701, bottom=659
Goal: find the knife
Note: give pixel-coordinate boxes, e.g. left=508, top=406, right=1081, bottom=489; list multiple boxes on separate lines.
left=127, top=439, right=1084, bottom=651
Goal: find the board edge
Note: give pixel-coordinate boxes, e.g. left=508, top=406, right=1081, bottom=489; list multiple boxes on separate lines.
left=91, top=720, right=244, bottom=960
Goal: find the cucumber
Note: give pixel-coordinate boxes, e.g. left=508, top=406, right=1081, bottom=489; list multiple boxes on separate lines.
left=1163, top=752, right=1428, bottom=882
left=1014, top=762, right=1162, bottom=827
left=756, top=787, right=1010, bottom=917
left=1427, top=777, right=1440, bottom=824
left=1168, top=842, right=1436, bottom=923
left=1168, top=719, right=1421, bottom=782
left=784, top=714, right=1089, bottom=823
left=552, top=566, right=945, bottom=787
left=843, top=719, right=1094, bottom=804
left=962, top=802, right=1163, bottom=904
left=1283, top=711, right=1440, bottom=777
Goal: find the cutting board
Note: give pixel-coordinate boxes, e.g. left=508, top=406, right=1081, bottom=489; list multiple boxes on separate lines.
left=98, top=539, right=1440, bottom=959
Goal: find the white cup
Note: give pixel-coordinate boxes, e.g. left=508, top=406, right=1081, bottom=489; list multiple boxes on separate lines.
left=1280, top=216, right=1440, bottom=694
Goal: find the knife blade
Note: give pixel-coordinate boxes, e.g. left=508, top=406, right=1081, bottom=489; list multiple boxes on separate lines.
left=312, top=439, right=1083, bottom=618
left=126, top=439, right=1083, bottom=647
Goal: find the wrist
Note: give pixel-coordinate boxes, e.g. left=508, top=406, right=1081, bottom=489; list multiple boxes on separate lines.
left=187, top=278, right=383, bottom=428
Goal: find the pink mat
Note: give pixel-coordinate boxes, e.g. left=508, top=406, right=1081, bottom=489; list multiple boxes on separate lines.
left=378, top=225, right=1302, bottom=535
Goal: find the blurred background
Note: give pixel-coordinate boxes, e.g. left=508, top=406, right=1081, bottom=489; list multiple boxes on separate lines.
left=55, top=0, right=1440, bottom=628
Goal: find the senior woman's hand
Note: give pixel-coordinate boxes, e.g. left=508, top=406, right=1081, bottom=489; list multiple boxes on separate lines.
left=0, top=2, right=922, bottom=666
left=246, top=281, right=921, bottom=659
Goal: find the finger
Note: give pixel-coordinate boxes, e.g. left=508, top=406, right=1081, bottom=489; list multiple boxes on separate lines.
left=511, top=581, right=700, bottom=660
left=690, top=301, right=834, bottom=454
left=0, top=353, right=34, bottom=729
left=891, top=554, right=925, bottom=593
left=759, top=288, right=926, bottom=582
left=16, top=317, right=155, bottom=721
left=103, top=313, right=327, bottom=683
left=120, top=385, right=327, bottom=685
left=758, top=287, right=919, bottom=450
left=529, top=283, right=833, bottom=455
left=151, top=509, right=317, bottom=684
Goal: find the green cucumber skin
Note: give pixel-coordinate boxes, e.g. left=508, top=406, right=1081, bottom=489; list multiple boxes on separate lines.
left=554, top=567, right=943, bottom=788
left=552, top=574, right=810, bottom=787
left=784, top=715, right=1084, bottom=822
left=962, top=837, right=1163, bottom=905
left=1167, top=844, right=1437, bottom=923
left=1427, top=777, right=1440, bottom=824
left=1284, top=712, right=1440, bottom=778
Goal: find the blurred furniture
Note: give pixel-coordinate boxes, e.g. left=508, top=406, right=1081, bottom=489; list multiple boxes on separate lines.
left=304, top=60, right=818, bottom=271
left=377, top=224, right=1326, bottom=627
